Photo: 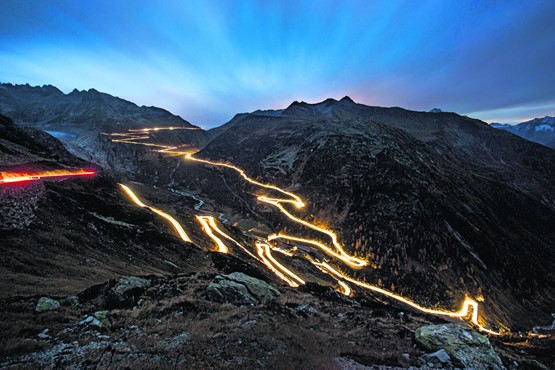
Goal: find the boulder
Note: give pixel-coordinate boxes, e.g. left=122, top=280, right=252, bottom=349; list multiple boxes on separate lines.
left=107, top=276, right=151, bottom=308
left=94, top=310, right=111, bottom=327
left=80, top=315, right=102, bottom=327
left=207, top=276, right=258, bottom=305
left=206, top=272, right=280, bottom=305
left=62, top=296, right=80, bottom=308
left=227, top=272, right=280, bottom=301
left=35, top=297, right=61, bottom=312
left=415, top=324, right=505, bottom=369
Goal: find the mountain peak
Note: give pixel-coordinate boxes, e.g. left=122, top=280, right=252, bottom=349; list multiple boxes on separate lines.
left=322, top=98, right=338, bottom=104
left=41, top=84, right=63, bottom=95
left=287, top=100, right=308, bottom=109
left=339, top=96, right=355, bottom=104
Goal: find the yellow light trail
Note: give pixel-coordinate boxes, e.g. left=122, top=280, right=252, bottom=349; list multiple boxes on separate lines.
left=256, top=243, right=305, bottom=287
left=268, top=233, right=367, bottom=268
left=184, top=153, right=305, bottom=207
left=314, top=261, right=502, bottom=335
left=196, top=215, right=260, bottom=259
left=184, top=153, right=504, bottom=335
left=185, top=154, right=368, bottom=268
left=196, top=215, right=228, bottom=253
left=337, top=280, right=352, bottom=297
left=119, top=184, right=192, bottom=243
left=128, top=126, right=202, bottom=133
left=270, top=245, right=296, bottom=257
left=102, top=127, right=200, bottom=155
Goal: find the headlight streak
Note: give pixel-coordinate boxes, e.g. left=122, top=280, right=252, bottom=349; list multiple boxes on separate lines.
left=101, top=127, right=199, bottom=155
left=119, top=184, right=192, bottom=243
left=183, top=153, right=505, bottom=335
left=269, top=245, right=296, bottom=257
left=196, top=215, right=229, bottom=253
left=314, top=261, right=501, bottom=335
left=268, top=233, right=368, bottom=268
left=196, top=215, right=263, bottom=260
left=184, top=153, right=305, bottom=207
left=337, top=280, right=353, bottom=297
left=256, top=242, right=305, bottom=287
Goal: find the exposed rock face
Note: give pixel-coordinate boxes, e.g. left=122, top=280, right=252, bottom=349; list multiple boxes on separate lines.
left=206, top=272, right=280, bottom=305
left=0, top=182, right=45, bottom=230
left=35, top=297, right=60, bottom=312
left=0, top=113, right=83, bottom=167
left=415, top=324, right=505, bottom=369
left=107, top=276, right=151, bottom=309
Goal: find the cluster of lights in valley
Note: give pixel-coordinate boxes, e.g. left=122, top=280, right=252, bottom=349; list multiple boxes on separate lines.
left=4, top=126, right=552, bottom=338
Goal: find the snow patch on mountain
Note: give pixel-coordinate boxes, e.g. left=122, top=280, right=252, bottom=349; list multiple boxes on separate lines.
left=535, top=124, right=554, bottom=132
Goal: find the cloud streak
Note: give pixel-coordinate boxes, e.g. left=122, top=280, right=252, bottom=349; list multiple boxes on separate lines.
left=0, top=0, right=553, bottom=127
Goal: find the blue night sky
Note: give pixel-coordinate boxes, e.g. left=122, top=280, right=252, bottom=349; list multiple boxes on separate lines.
left=1, top=0, right=554, bottom=128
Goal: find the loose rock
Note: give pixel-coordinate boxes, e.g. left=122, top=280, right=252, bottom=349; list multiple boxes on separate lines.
left=107, top=276, right=151, bottom=308
left=35, top=297, right=61, bottom=312
left=206, top=272, right=280, bottom=305
left=80, top=315, right=101, bottom=327
left=94, top=311, right=111, bottom=327
left=415, top=323, right=505, bottom=369
left=419, top=349, right=452, bottom=367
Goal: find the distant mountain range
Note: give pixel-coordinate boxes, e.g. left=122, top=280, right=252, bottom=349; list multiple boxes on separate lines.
left=491, top=116, right=555, bottom=149
left=0, top=83, right=197, bottom=132
left=0, top=83, right=209, bottom=173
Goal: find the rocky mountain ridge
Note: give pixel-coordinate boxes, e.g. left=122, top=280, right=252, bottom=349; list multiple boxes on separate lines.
left=491, top=116, right=555, bottom=150
left=0, top=83, right=210, bottom=173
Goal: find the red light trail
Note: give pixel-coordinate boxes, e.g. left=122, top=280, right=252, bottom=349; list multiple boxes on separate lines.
left=0, top=169, right=95, bottom=185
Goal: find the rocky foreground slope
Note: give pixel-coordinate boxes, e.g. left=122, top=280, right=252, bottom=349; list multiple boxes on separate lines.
left=2, top=266, right=553, bottom=369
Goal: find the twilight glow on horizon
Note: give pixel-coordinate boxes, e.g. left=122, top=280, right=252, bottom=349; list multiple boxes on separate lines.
left=1, top=0, right=554, bottom=128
